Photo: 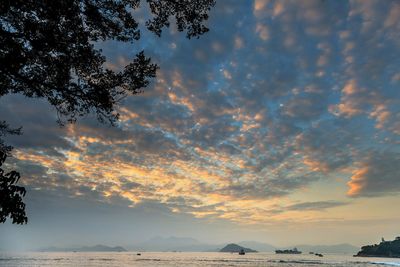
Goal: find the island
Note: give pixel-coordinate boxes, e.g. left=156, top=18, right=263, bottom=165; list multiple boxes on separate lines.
left=355, top=237, right=400, bottom=258
left=275, top=247, right=302, bottom=254
left=219, top=243, right=257, bottom=253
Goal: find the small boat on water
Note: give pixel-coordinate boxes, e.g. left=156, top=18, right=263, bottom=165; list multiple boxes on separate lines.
left=275, top=247, right=302, bottom=254
left=238, top=249, right=246, bottom=255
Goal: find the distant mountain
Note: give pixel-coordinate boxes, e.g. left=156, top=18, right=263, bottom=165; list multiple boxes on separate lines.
left=355, top=237, right=400, bottom=258
left=238, top=241, right=275, bottom=252
left=130, top=236, right=357, bottom=254
left=146, top=236, right=202, bottom=246
left=294, top=244, right=359, bottom=254
left=133, top=237, right=267, bottom=252
left=40, top=245, right=127, bottom=252
left=135, top=236, right=201, bottom=251
left=220, top=243, right=257, bottom=253
left=133, top=236, right=222, bottom=252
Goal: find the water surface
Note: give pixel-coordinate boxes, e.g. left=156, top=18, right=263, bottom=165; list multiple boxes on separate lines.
left=1, top=252, right=400, bottom=266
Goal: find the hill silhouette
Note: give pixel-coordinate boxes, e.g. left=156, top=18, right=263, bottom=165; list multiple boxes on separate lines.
left=355, top=237, right=400, bottom=258
left=219, top=243, right=257, bottom=253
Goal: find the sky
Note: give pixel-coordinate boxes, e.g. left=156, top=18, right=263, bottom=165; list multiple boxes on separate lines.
left=1, top=0, right=400, bottom=251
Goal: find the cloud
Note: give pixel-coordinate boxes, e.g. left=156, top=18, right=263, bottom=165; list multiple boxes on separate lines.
left=295, top=119, right=360, bottom=172
left=347, top=151, right=400, bottom=197
left=285, top=201, right=349, bottom=211
left=0, top=95, right=74, bottom=156
left=281, top=91, right=328, bottom=121
left=266, top=200, right=349, bottom=215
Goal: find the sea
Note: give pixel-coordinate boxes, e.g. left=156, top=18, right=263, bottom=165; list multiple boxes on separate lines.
left=1, top=252, right=400, bottom=267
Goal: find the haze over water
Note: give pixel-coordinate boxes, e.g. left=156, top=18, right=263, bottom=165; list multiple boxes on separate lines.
left=1, top=252, right=400, bottom=267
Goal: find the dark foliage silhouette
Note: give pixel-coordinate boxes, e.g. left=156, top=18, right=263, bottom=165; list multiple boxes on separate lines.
left=0, top=0, right=215, bottom=223
left=0, top=151, right=27, bottom=224
left=0, top=121, right=27, bottom=224
left=355, top=237, right=400, bottom=258
left=0, top=0, right=215, bottom=124
left=0, top=121, right=21, bottom=154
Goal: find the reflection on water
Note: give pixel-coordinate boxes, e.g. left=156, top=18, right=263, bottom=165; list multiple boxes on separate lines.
left=1, top=252, right=400, bottom=267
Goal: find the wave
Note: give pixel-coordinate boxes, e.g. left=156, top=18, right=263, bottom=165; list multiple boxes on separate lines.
left=372, top=262, right=400, bottom=266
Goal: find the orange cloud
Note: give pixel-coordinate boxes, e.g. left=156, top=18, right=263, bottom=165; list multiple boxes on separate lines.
left=255, top=23, right=270, bottom=41
left=347, top=167, right=368, bottom=197
left=369, top=104, right=391, bottom=130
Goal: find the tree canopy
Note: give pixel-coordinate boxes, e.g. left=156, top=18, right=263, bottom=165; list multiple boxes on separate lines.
left=0, top=150, right=27, bottom=225
left=1, top=0, right=215, bottom=124
left=0, top=0, right=215, bottom=224
left=0, top=122, right=27, bottom=224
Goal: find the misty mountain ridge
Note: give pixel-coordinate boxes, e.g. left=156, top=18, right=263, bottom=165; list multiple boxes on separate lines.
left=143, top=236, right=201, bottom=246
left=132, top=236, right=218, bottom=252
left=39, top=245, right=127, bottom=252
left=238, top=241, right=275, bottom=252
left=36, top=237, right=358, bottom=253
left=130, top=236, right=358, bottom=253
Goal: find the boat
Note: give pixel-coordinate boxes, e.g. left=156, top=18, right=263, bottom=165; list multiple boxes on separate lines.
left=239, top=249, right=246, bottom=255
left=275, top=248, right=302, bottom=254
